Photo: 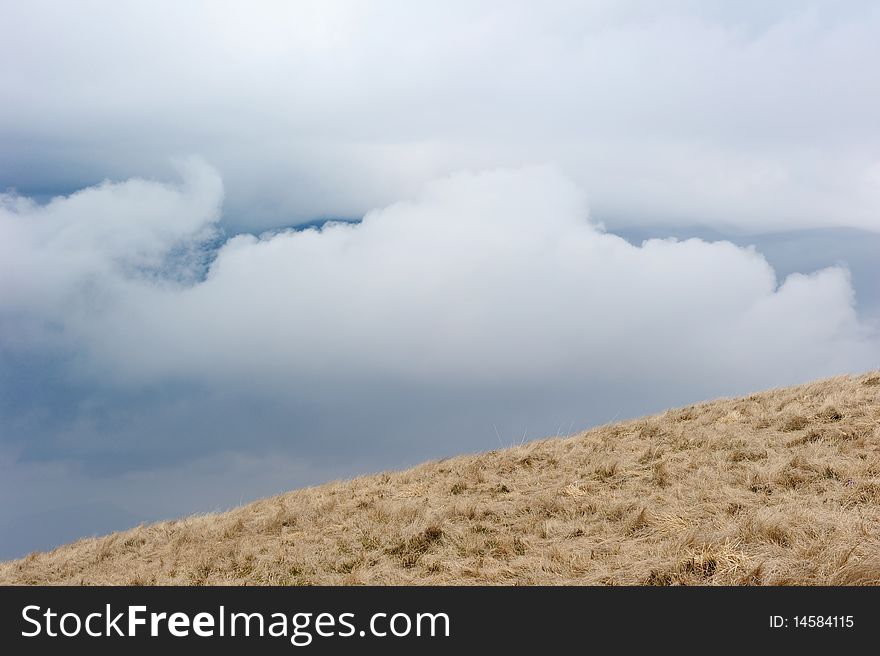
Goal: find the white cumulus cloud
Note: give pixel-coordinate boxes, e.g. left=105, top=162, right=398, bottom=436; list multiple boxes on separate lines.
left=1, top=160, right=876, bottom=396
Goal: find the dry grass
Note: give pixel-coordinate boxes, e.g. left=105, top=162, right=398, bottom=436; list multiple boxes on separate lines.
left=2, top=371, right=880, bottom=586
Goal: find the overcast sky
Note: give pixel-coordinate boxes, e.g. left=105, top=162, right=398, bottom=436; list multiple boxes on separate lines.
left=1, top=1, right=879, bottom=558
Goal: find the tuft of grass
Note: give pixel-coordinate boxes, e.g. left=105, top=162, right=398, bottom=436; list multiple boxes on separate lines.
left=386, top=525, right=444, bottom=568
left=780, top=415, right=809, bottom=432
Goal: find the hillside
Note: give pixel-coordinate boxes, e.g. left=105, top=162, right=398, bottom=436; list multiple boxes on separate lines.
left=2, top=372, right=879, bottom=586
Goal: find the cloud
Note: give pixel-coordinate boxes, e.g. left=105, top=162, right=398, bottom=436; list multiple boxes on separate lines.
left=0, top=157, right=222, bottom=349
left=2, top=1, right=880, bottom=232
left=2, top=160, right=876, bottom=395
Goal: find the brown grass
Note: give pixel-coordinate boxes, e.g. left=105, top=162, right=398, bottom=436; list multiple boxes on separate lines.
left=2, top=371, right=879, bottom=585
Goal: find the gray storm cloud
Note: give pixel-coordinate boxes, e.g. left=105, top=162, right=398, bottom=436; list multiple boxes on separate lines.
left=1, top=161, right=876, bottom=395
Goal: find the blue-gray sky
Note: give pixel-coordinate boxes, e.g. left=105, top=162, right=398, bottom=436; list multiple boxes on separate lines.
left=1, top=1, right=879, bottom=558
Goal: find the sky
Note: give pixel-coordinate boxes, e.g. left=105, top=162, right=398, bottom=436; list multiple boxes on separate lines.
left=1, top=1, right=878, bottom=558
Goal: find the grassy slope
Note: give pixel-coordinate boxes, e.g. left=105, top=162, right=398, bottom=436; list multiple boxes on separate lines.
left=2, top=372, right=879, bottom=585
